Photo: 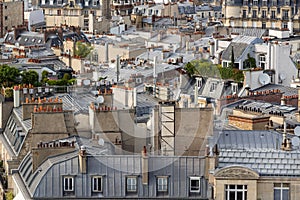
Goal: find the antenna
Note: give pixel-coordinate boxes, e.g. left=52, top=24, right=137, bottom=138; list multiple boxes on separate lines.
left=294, top=126, right=300, bottom=136
left=292, top=137, right=300, bottom=147
left=258, top=73, right=271, bottom=85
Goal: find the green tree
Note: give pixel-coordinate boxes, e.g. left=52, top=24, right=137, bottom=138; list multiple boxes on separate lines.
left=74, top=42, right=93, bottom=58
left=184, top=62, right=197, bottom=76
left=63, top=73, right=71, bottom=81
left=22, top=70, right=39, bottom=86
left=243, top=54, right=256, bottom=69
left=5, top=191, right=14, bottom=200
left=0, top=65, right=20, bottom=87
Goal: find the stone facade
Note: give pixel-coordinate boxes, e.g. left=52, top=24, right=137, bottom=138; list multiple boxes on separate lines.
left=222, top=0, right=300, bottom=33
left=0, top=2, right=24, bottom=37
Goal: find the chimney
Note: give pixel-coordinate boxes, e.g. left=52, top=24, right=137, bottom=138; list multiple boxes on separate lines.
left=142, top=146, right=148, bottom=185
left=79, top=146, right=87, bottom=173
left=281, top=95, right=286, bottom=106
left=13, top=86, right=20, bottom=107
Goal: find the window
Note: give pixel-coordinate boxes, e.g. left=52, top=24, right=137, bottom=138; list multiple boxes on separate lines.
left=242, top=10, right=247, bottom=18
left=271, top=10, right=276, bottom=19
left=243, top=21, right=247, bottom=28
left=262, top=10, right=267, bottom=18
left=262, top=0, right=267, bottom=6
left=283, top=22, right=288, bottom=29
left=262, top=22, right=266, bottom=29
left=259, top=54, right=266, bottom=69
left=210, top=82, right=217, bottom=92
left=225, top=185, right=247, bottom=200
left=283, top=10, right=289, bottom=20
left=64, top=177, right=74, bottom=191
left=274, top=183, right=289, bottom=200
left=253, top=0, right=258, bottom=6
left=271, top=22, right=275, bottom=28
left=5, top=16, right=7, bottom=20
left=252, top=10, right=257, bottom=18
left=157, top=177, right=168, bottom=192
left=92, top=176, right=102, bottom=192
left=231, top=83, right=238, bottom=94
left=126, top=177, right=137, bottom=192
left=190, top=177, right=200, bottom=193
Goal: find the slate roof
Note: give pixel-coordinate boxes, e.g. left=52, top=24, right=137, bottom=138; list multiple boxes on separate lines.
left=231, top=28, right=267, bottom=38
left=215, top=130, right=300, bottom=176
left=16, top=144, right=207, bottom=199
left=221, top=42, right=248, bottom=62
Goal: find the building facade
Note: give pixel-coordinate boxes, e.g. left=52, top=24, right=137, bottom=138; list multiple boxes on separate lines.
left=38, top=0, right=111, bottom=33
left=222, top=0, right=300, bottom=33
left=0, top=1, right=24, bottom=37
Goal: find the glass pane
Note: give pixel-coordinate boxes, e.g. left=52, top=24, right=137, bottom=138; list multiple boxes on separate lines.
left=69, top=178, right=73, bottom=190
left=237, top=185, right=243, bottom=189
left=274, top=189, right=281, bottom=200
left=245, top=191, right=247, bottom=200
left=64, top=178, right=68, bottom=190
left=230, top=185, right=236, bottom=189
left=237, top=191, right=243, bottom=200
left=229, top=191, right=235, bottom=200
left=282, top=189, right=289, bottom=200
left=97, top=178, right=101, bottom=191
left=191, top=180, right=199, bottom=187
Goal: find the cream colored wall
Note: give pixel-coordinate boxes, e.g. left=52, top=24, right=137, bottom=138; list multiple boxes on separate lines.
left=45, top=15, right=84, bottom=27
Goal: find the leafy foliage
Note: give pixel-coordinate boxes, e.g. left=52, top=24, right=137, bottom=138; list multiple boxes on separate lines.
left=0, top=65, right=20, bottom=87
left=184, top=59, right=244, bottom=82
left=5, top=191, right=14, bottom=200
left=74, top=42, right=93, bottom=58
left=243, top=54, right=256, bottom=69
left=22, top=70, right=39, bottom=86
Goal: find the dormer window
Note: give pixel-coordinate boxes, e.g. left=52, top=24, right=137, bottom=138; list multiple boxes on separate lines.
left=85, top=0, right=89, bottom=6
left=24, top=38, right=28, bottom=42
left=253, top=0, right=258, bottom=6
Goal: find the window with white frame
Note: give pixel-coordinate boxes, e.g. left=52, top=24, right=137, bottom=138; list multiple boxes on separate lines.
left=282, top=22, right=288, bottom=29
left=64, top=177, right=74, bottom=191
left=210, top=82, right=217, bottom=92
left=274, top=183, right=289, bottom=200
left=157, top=177, right=168, bottom=192
left=243, top=21, right=247, bottom=28
left=190, top=177, right=200, bottom=193
left=225, top=185, right=247, bottom=200
left=259, top=54, right=266, bottom=69
left=253, top=0, right=258, bottom=5
left=126, top=177, right=137, bottom=192
left=92, top=176, right=102, bottom=192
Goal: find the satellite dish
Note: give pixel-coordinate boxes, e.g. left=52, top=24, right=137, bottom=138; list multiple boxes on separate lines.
left=83, top=79, right=91, bottom=86
left=279, top=73, right=286, bottom=81
left=95, top=96, right=104, bottom=104
left=258, top=73, right=271, bottom=85
left=98, top=138, right=105, bottom=146
left=292, top=137, right=300, bottom=147
left=294, top=126, right=300, bottom=136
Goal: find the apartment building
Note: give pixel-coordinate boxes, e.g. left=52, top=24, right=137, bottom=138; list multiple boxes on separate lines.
left=38, top=0, right=111, bottom=33
left=0, top=1, right=24, bottom=37
left=222, top=0, right=300, bottom=33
